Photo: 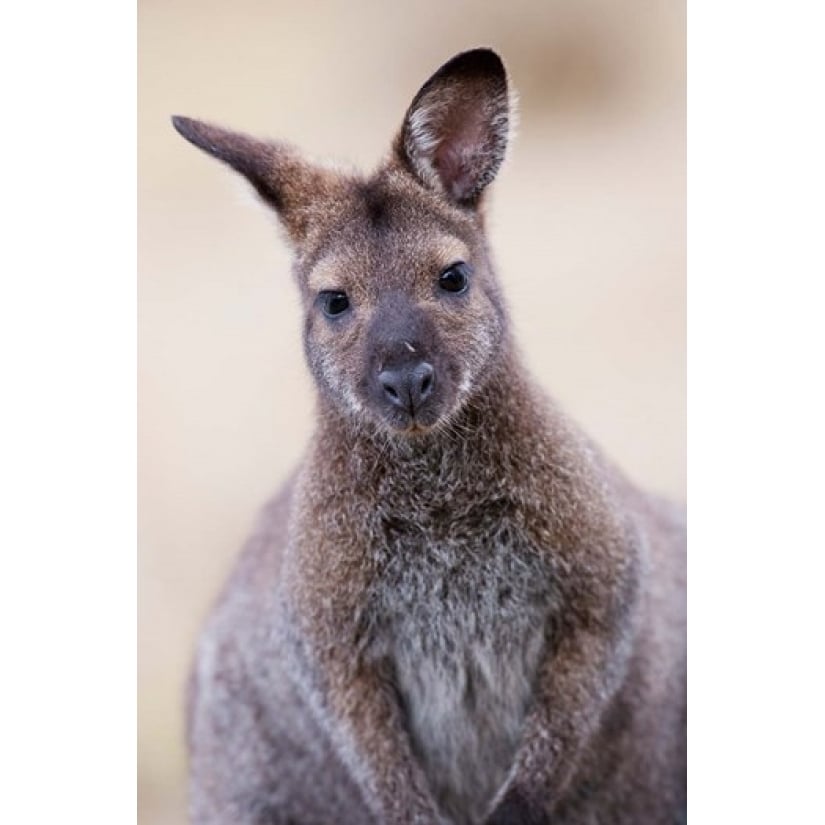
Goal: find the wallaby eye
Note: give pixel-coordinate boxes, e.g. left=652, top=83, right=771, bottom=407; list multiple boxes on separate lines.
left=438, top=262, right=471, bottom=294
left=319, top=291, right=350, bottom=318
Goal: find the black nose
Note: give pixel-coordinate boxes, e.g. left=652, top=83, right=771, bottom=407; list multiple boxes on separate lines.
left=378, top=361, right=435, bottom=414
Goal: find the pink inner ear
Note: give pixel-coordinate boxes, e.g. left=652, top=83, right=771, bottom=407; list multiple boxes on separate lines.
left=433, top=111, right=489, bottom=201
left=434, top=143, right=476, bottom=202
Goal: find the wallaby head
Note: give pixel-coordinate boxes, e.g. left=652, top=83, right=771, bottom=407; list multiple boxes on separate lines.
left=172, top=48, right=511, bottom=436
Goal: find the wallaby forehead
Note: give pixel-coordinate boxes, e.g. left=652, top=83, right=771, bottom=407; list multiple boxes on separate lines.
left=301, top=171, right=477, bottom=293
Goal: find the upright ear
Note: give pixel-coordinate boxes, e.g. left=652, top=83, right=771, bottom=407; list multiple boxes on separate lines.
left=171, top=116, right=334, bottom=243
left=395, top=48, right=510, bottom=206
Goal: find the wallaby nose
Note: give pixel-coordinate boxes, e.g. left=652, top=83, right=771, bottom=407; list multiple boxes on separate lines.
left=378, top=361, right=435, bottom=414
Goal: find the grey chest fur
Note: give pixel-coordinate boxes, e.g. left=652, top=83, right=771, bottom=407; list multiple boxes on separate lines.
left=366, top=506, right=553, bottom=824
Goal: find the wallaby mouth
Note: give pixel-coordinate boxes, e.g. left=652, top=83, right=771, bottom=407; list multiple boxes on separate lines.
left=367, top=348, right=456, bottom=434
left=373, top=386, right=448, bottom=435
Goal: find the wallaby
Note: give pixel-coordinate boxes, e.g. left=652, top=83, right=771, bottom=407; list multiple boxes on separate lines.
left=172, top=48, right=686, bottom=825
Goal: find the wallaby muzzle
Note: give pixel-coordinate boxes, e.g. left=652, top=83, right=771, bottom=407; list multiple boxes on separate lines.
left=364, top=295, right=451, bottom=431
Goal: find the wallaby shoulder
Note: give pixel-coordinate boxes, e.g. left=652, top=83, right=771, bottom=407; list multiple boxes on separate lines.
left=186, top=473, right=380, bottom=824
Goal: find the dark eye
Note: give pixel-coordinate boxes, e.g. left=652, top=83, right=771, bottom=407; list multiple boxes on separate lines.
left=438, top=262, right=471, bottom=294
left=319, top=291, right=350, bottom=318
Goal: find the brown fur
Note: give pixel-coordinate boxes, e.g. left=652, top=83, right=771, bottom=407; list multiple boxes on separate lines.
left=173, top=48, right=686, bottom=825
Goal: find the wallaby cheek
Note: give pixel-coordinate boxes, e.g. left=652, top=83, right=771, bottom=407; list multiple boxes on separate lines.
left=304, top=321, right=367, bottom=416
left=443, top=300, right=502, bottom=402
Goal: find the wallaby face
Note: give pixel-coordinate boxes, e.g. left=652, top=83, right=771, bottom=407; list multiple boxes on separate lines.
left=174, top=48, right=685, bottom=825
left=174, top=50, right=509, bottom=436
left=299, top=181, right=507, bottom=434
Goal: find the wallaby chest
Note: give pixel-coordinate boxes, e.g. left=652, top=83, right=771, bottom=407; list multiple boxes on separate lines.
left=365, top=499, right=552, bottom=824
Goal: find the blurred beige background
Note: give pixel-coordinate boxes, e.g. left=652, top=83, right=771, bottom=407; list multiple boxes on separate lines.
left=139, top=1, right=684, bottom=822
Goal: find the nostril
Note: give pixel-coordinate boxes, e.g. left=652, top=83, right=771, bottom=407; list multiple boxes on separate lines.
left=417, top=363, right=435, bottom=401
left=378, top=369, right=406, bottom=409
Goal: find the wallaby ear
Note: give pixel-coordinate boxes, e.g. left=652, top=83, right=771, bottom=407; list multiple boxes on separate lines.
left=171, top=115, right=333, bottom=243
left=396, top=48, right=510, bottom=206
